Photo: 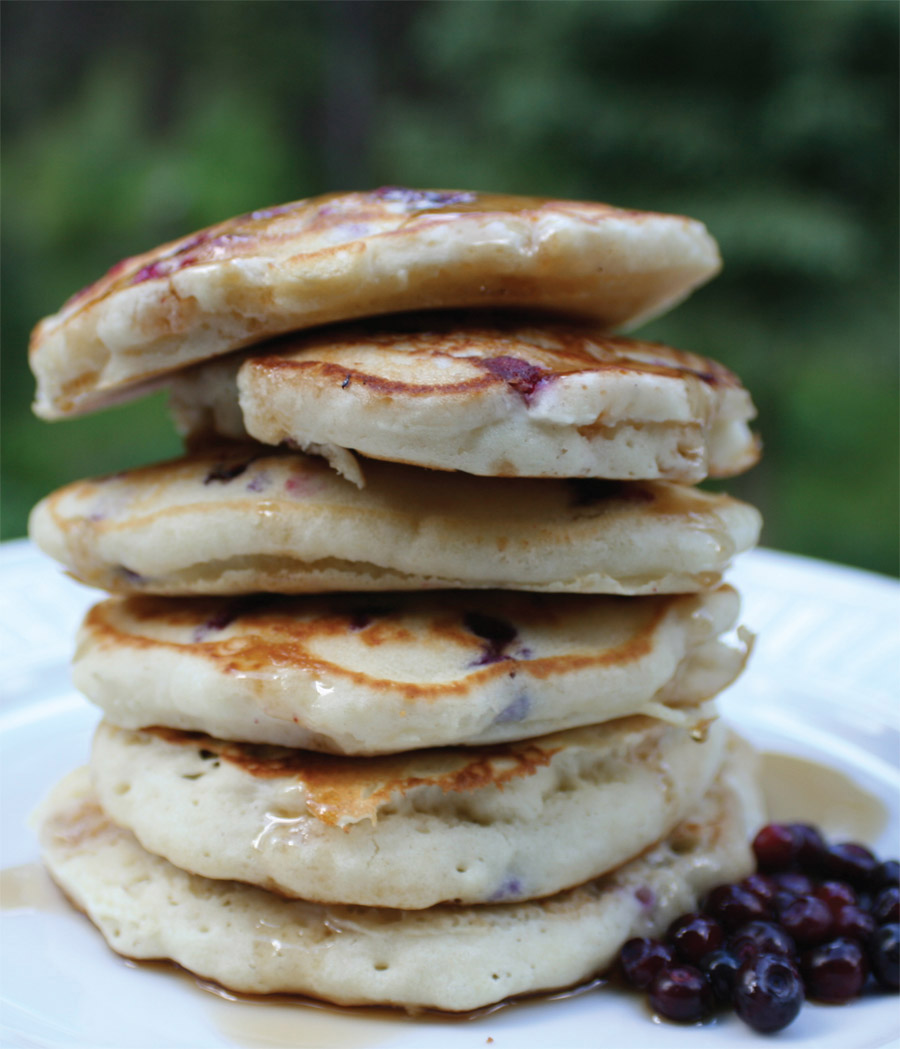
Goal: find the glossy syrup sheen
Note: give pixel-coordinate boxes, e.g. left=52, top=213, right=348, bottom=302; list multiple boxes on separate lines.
left=147, top=725, right=564, bottom=826
left=126, top=957, right=606, bottom=1045
left=0, top=862, right=70, bottom=914
left=204, top=975, right=607, bottom=1048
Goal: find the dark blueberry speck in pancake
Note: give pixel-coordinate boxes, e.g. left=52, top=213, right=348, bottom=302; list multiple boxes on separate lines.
left=203, top=457, right=260, bottom=485
left=476, top=355, right=553, bottom=402
left=463, top=612, right=518, bottom=666
left=191, top=595, right=277, bottom=642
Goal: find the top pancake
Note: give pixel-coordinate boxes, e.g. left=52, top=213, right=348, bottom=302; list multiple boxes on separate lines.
left=171, top=313, right=758, bottom=483
left=29, top=188, right=721, bottom=419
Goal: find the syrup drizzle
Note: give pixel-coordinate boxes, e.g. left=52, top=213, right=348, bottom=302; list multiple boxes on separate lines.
left=0, top=863, right=69, bottom=914
left=201, top=972, right=606, bottom=1047
left=4, top=752, right=891, bottom=1045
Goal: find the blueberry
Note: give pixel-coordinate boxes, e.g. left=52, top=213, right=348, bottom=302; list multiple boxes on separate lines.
left=872, top=886, right=900, bottom=925
left=872, top=859, right=900, bottom=890
left=733, top=953, right=804, bottom=1034
left=648, top=964, right=712, bottom=1023
left=833, top=904, right=877, bottom=942
left=700, top=948, right=741, bottom=1003
left=787, top=823, right=828, bottom=871
left=815, top=880, right=857, bottom=914
left=730, top=920, right=796, bottom=962
left=802, top=937, right=869, bottom=1002
left=778, top=894, right=834, bottom=947
left=824, top=843, right=878, bottom=888
left=618, top=938, right=675, bottom=990
left=752, top=824, right=799, bottom=873
left=774, top=872, right=815, bottom=896
left=705, top=884, right=768, bottom=930
left=666, top=912, right=724, bottom=964
left=773, top=888, right=801, bottom=913
left=868, top=923, right=899, bottom=990
left=740, top=873, right=778, bottom=910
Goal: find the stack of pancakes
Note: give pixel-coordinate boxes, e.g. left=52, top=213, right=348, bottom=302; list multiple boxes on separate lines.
left=27, top=188, right=766, bottom=1012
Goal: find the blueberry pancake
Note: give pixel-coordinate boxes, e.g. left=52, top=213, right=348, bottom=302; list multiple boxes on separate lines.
left=35, top=735, right=761, bottom=1011
left=30, top=188, right=720, bottom=419
left=89, top=716, right=726, bottom=908
left=171, top=314, right=758, bottom=484
left=29, top=444, right=761, bottom=597
left=73, top=587, right=749, bottom=752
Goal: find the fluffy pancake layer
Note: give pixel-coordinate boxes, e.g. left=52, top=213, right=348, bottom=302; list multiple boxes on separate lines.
left=90, top=716, right=726, bottom=908
left=171, top=315, right=758, bottom=484
left=29, top=445, right=761, bottom=596
left=36, top=737, right=761, bottom=1011
left=74, top=587, right=748, bottom=752
left=30, top=188, right=720, bottom=419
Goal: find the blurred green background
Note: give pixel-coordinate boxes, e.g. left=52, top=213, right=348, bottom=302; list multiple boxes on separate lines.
left=2, top=0, right=897, bottom=574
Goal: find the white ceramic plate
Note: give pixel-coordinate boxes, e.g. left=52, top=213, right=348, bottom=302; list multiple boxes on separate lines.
left=1, top=541, right=898, bottom=1049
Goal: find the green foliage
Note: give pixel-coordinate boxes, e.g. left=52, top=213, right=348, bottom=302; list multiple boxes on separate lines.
left=2, top=0, right=897, bottom=574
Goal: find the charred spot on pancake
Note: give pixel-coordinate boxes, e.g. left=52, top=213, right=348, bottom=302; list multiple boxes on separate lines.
left=203, top=455, right=261, bottom=485
left=475, top=355, right=553, bottom=402
left=372, top=187, right=477, bottom=210
left=463, top=612, right=518, bottom=666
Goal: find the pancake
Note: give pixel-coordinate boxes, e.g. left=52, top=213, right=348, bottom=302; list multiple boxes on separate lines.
left=36, top=736, right=762, bottom=1011
left=73, top=587, right=749, bottom=752
left=29, top=188, right=721, bottom=420
left=28, top=445, right=761, bottom=596
left=90, top=716, right=726, bottom=908
left=171, top=314, right=758, bottom=484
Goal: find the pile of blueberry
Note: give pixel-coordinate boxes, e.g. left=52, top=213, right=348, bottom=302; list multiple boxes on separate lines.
left=617, top=823, right=899, bottom=1033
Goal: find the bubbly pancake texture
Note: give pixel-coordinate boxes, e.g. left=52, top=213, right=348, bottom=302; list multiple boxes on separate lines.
left=90, top=717, right=726, bottom=908
left=28, top=445, right=761, bottom=596
left=36, top=738, right=761, bottom=1011
left=171, top=314, right=758, bottom=483
left=30, top=188, right=721, bottom=419
left=73, top=587, right=749, bottom=752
